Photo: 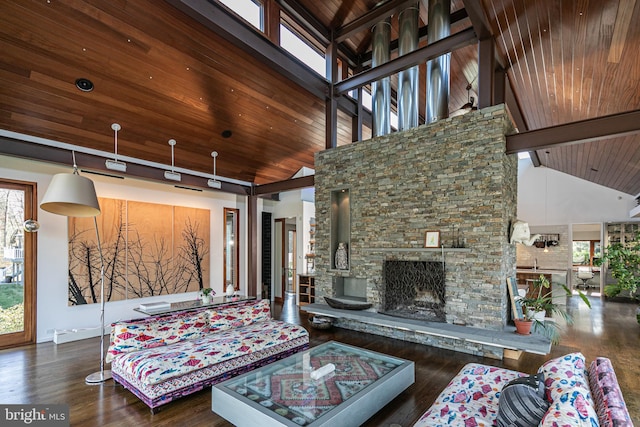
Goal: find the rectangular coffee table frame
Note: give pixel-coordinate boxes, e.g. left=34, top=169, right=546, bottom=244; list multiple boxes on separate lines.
left=211, top=341, right=415, bottom=426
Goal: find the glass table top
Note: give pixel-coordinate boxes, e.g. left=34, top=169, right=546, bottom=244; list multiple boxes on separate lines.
left=216, top=341, right=411, bottom=426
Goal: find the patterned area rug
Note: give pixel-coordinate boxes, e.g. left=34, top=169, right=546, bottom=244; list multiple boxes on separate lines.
left=224, top=343, right=402, bottom=425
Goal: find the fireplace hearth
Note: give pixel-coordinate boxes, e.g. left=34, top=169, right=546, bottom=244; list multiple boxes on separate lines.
left=381, top=260, right=445, bottom=322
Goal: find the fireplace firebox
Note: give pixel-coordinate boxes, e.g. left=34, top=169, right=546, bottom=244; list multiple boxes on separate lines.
left=381, top=260, right=445, bottom=322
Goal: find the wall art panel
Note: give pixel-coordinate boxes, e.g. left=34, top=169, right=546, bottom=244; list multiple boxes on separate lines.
left=68, top=198, right=210, bottom=305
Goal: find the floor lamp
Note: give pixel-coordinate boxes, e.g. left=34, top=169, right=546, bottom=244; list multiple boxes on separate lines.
left=40, top=166, right=112, bottom=384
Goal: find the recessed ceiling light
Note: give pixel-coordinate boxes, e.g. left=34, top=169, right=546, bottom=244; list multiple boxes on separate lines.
left=75, top=78, right=94, bottom=92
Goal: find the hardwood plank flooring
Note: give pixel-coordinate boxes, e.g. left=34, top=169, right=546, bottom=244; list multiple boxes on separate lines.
left=0, top=292, right=638, bottom=426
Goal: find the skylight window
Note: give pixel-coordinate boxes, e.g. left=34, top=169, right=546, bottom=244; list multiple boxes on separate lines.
left=280, top=25, right=325, bottom=77
left=518, top=152, right=531, bottom=160
left=218, top=0, right=262, bottom=31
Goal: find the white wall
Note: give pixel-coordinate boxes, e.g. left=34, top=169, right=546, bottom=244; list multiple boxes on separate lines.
left=517, top=159, right=638, bottom=225
left=0, top=155, right=247, bottom=343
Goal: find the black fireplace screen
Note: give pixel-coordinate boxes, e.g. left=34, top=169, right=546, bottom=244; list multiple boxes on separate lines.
left=382, top=261, right=445, bottom=322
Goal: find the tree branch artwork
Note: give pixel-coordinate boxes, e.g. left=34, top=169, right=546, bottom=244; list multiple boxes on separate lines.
left=68, top=198, right=210, bottom=305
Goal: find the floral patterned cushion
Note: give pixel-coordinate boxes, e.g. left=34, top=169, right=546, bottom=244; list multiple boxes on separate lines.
left=208, top=299, right=271, bottom=332
left=538, top=352, right=590, bottom=402
left=413, top=363, right=527, bottom=427
left=540, top=390, right=600, bottom=426
left=416, top=354, right=630, bottom=427
left=110, top=319, right=308, bottom=385
left=538, top=353, right=599, bottom=426
left=589, top=357, right=633, bottom=427
left=106, top=310, right=209, bottom=363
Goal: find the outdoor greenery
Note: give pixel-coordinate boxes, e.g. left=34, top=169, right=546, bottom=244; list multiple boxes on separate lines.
left=0, top=284, right=24, bottom=334
left=595, top=232, right=640, bottom=300
left=0, top=304, right=23, bottom=334
left=0, top=284, right=23, bottom=309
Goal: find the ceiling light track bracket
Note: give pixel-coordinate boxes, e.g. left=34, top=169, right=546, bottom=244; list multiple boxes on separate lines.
left=105, top=123, right=127, bottom=173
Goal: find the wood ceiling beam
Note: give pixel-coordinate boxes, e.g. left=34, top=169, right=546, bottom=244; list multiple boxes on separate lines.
left=462, top=0, right=495, bottom=110
left=253, top=175, right=315, bottom=196
left=461, top=0, right=492, bottom=40
left=334, top=27, right=477, bottom=95
left=505, top=110, right=640, bottom=154
left=505, top=76, right=528, bottom=132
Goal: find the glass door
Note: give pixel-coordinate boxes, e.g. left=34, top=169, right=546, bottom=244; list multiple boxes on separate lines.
left=0, top=180, right=37, bottom=349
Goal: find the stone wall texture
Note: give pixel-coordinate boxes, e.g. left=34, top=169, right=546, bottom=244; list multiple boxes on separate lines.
left=315, top=104, right=518, bottom=330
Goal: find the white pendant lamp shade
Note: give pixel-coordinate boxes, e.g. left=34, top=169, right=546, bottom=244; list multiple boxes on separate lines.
left=40, top=173, right=101, bottom=217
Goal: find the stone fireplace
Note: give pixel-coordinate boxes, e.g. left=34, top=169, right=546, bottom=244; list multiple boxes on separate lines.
left=313, top=104, right=517, bottom=333
left=381, top=260, right=446, bottom=322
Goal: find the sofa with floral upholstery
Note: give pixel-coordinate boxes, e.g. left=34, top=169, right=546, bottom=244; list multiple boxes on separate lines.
left=106, top=298, right=309, bottom=412
left=414, top=353, right=633, bottom=427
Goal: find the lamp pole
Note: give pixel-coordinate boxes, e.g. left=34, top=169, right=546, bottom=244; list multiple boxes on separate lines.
left=85, top=216, right=111, bottom=383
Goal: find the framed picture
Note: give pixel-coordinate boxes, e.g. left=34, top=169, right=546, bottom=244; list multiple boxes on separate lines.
left=425, top=231, right=440, bottom=248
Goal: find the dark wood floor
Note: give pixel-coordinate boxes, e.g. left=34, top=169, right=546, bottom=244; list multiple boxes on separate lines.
left=1, top=292, right=638, bottom=426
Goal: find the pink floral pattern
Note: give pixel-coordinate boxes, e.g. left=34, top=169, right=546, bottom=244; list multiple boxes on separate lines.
left=538, top=353, right=599, bottom=426
left=413, top=363, right=526, bottom=426
left=106, top=310, right=209, bottom=363
left=111, top=319, right=308, bottom=385
left=107, top=299, right=309, bottom=410
left=208, top=299, right=271, bottom=332
left=538, top=352, right=590, bottom=402
left=415, top=354, right=632, bottom=427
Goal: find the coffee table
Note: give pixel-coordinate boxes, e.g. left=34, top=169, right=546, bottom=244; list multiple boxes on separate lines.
left=211, top=341, right=414, bottom=426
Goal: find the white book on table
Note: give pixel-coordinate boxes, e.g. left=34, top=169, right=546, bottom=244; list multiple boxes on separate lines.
left=138, top=301, right=171, bottom=310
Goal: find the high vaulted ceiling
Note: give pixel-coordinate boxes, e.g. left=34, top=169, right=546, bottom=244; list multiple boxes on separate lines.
left=1, top=0, right=639, bottom=195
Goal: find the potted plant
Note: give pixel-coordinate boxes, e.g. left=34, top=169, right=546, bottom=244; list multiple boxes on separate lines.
left=595, top=231, right=640, bottom=324
left=516, top=275, right=591, bottom=344
left=200, top=287, right=215, bottom=304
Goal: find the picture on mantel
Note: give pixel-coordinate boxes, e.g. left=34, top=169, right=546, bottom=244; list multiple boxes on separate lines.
left=67, top=198, right=210, bottom=306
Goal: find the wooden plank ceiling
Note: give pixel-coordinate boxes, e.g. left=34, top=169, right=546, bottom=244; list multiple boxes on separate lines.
left=0, top=0, right=639, bottom=194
